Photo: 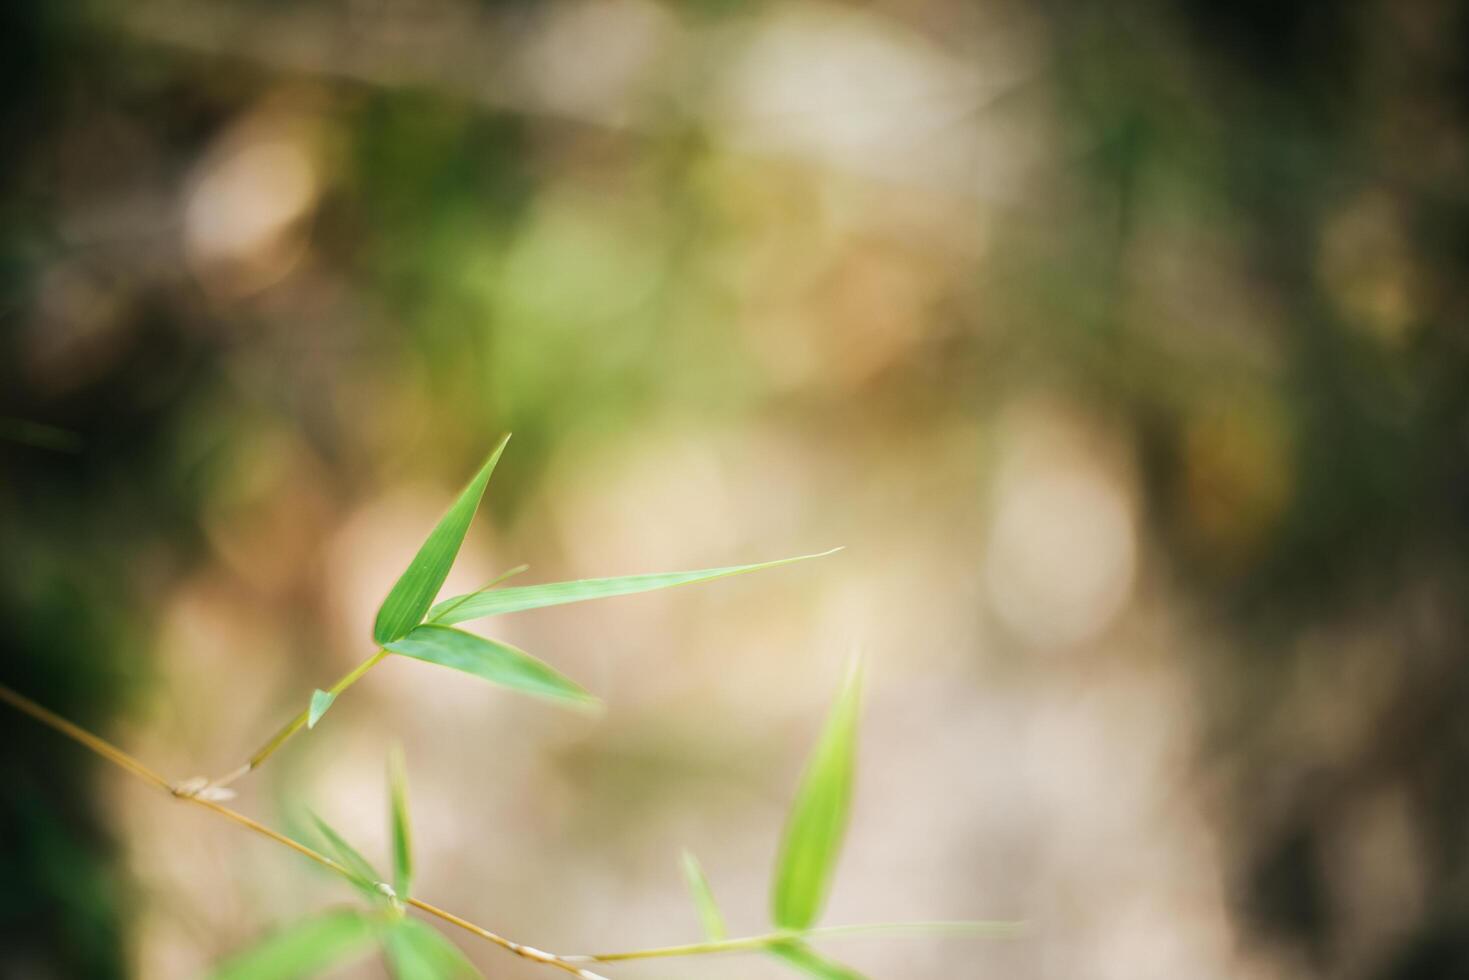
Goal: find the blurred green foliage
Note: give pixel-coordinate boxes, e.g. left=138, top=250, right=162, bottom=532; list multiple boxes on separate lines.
left=5, top=0, right=1469, bottom=976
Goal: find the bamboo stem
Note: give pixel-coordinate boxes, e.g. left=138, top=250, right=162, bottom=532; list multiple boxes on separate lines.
left=569, top=919, right=1024, bottom=963
left=197, top=648, right=389, bottom=794
left=0, top=681, right=607, bottom=979
left=0, top=680, right=1013, bottom=979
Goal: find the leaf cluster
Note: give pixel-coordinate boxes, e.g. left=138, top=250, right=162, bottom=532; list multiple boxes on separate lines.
left=198, top=439, right=996, bottom=978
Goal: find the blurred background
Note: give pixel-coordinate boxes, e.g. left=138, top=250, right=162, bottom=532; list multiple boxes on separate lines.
left=3, top=0, right=1469, bottom=977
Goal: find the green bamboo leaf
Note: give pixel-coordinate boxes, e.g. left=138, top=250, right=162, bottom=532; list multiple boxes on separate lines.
left=373, top=435, right=511, bottom=645
left=769, top=941, right=869, bottom=980
left=307, top=689, right=337, bottom=729
left=680, top=850, right=727, bottom=941
left=385, top=625, right=597, bottom=707
left=208, top=909, right=378, bottom=980
left=427, top=548, right=842, bottom=627
left=771, top=658, right=864, bottom=931
left=384, top=918, right=483, bottom=980
left=310, top=812, right=387, bottom=901
left=428, top=563, right=530, bottom=625
left=389, top=744, right=413, bottom=897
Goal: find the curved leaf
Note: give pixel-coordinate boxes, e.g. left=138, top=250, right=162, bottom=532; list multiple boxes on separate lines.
left=771, top=658, right=863, bottom=930
left=386, top=625, right=597, bottom=707
left=208, top=909, right=378, bottom=980
left=384, top=919, right=483, bottom=980
left=681, top=850, right=726, bottom=941
left=427, top=548, right=842, bottom=626
left=373, top=435, right=511, bottom=644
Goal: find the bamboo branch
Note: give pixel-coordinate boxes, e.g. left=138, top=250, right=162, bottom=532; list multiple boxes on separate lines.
left=186, top=648, right=389, bottom=797
left=569, top=920, right=1023, bottom=963
left=0, top=682, right=608, bottom=980
left=197, top=566, right=532, bottom=795
left=0, top=680, right=1017, bottom=978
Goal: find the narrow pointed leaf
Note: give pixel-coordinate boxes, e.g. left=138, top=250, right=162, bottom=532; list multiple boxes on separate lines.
left=427, top=548, right=842, bottom=626
left=208, top=909, right=378, bottom=980
left=386, top=625, right=597, bottom=707
left=771, top=658, right=864, bottom=930
left=384, top=919, right=483, bottom=980
left=389, top=744, right=413, bottom=897
left=373, top=435, right=511, bottom=644
left=769, top=942, right=869, bottom=980
left=427, top=563, right=530, bottom=625
left=308, top=689, right=337, bottom=729
left=310, top=812, right=387, bottom=900
left=681, top=850, right=727, bottom=941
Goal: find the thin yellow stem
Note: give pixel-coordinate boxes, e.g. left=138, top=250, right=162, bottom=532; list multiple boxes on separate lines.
left=0, top=681, right=607, bottom=980
left=405, top=898, right=609, bottom=979
left=0, top=685, right=171, bottom=792
left=203, top=648, right=390, bottom=792
left=189, top=796, right=349, bottom=875
left=569, top=920, right=1023, bottom=963
left=0, top=681, right=1012, bottom=980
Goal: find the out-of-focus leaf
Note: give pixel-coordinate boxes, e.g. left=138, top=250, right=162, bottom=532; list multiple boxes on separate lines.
left=384, top=918, right=484, bottom=980
left=373, top=435, right=511, bottom=645
left=681, top=850, right=726, bottom=941
left=768, top=941, right=869, bottom=980
left=771, top=658, right=863, bottom=931
left=389, top=744, right=413, bottom=896
left=310, top=812, right=386, bottom=900
left=386, top=625, right=596, bottom=707
left=208, top=909, right=378, bottom=980
left=308, top=689, right=337, bottom=729
left=427, top=548, right=842, bottom=626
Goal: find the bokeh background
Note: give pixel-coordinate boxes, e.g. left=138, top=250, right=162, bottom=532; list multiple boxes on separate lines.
left=4, top=0, right=1469, bottom=977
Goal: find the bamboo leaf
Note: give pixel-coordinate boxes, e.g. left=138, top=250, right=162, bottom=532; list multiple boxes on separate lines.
left=208, top=909, right=378, bottom=980
left=310, top=812, right=387, bottom=901
left=680, top=850, right=727, bottom=941
left=373, top=435, right=511, bottom=645
left=769, top=941, right=869, bottom=980
left=384, top=918, right=483, bottom=980
left=389, top=744, right=413, bottom=897
left=771, top=658, right=863, bottom=931
left=386, top=625, right=597, bottom=707
left=307, top=689, right=337, bottom=730
left=427, top=548, right=842, bottom=627
left=427, top=563, right=530, bottom=625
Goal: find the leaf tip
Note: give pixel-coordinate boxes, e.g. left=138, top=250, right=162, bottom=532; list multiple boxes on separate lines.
left=570, top=691, right=606, bottom=715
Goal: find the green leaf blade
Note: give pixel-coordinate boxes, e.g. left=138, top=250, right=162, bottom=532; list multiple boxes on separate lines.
left=769, top=941, right=870, bottom=980
left=373, top=435, right=511, bottom=645
left=310, top=812, right=386, bottom=901
left=389, top=744, right=413, bottom=897
left=771, top=658, right=864, bottom=931
left=681, top=850, right=727, bottom=941
left=208, top=909, right=378, bottom=980
left=386, top=625, right=597, bottom=707
left=308, top=689, right=337, bottom=729
left=384, top=919, right=483, bottom=980
left=427, top=548, right=842, bottom=626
